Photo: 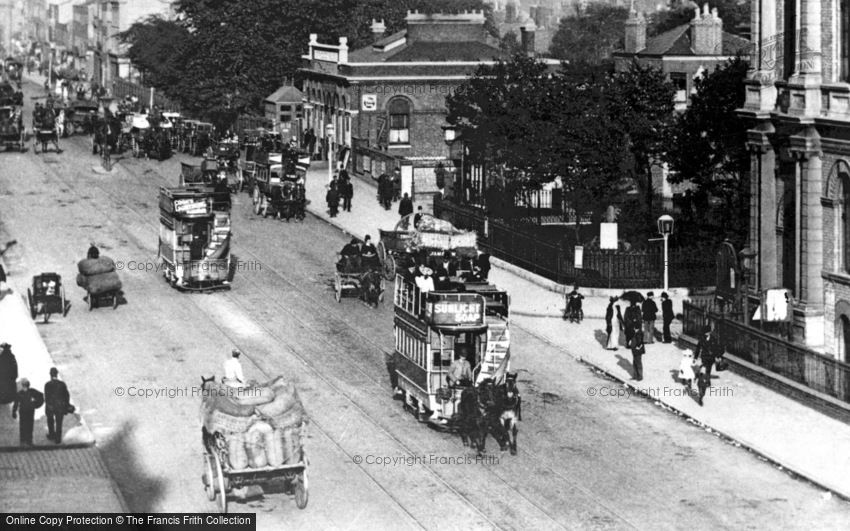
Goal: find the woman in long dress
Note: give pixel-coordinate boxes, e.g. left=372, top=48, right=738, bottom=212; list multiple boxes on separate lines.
left=605, top=297, right=621, bottom=350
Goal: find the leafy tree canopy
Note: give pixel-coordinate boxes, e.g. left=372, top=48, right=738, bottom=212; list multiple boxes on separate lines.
left=548, top=4, right=628, bottom=65
left=118, top=16, right=190, bottom=89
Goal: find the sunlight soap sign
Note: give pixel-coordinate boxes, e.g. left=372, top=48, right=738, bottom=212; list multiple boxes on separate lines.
left=426, top=293, right=485, bottom=328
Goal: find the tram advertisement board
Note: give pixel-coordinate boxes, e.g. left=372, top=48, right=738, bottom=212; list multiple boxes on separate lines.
left=425, top=293, right=485, bottom=328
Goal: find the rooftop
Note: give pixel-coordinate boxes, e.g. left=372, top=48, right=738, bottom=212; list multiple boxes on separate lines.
left=616, top=23, right=751, bottom=57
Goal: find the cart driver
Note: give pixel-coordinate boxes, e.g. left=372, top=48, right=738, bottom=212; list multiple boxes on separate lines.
left=360, top=235, right=379, bottom=270
left=87, top=243, right=100, bottom=260
left=223, top=349, right=245, bottom=388
left=338, top=237, right=361, bottom=272
left=447, top=346, right=473, bottom=388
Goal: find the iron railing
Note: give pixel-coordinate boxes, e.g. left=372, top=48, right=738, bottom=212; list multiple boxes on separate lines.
left=683, top=301, right=850, bottom=403
left=434, top=197, right=715, bottom=289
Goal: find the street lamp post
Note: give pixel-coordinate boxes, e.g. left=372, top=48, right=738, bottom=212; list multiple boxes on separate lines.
left=325, top=123, right=335, bottom=183
left=656, top=215, right=675, bottom=292
left=48, top=42, right=55, bottom=91
left=738, top=247, right=756, bottom=326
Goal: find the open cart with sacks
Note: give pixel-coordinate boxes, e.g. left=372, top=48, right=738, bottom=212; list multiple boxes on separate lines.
left=378, top=213, right=479, bottom=281
left=201, top=376, right=309, bottom=513
left=76, top=256, right=122, bottom=310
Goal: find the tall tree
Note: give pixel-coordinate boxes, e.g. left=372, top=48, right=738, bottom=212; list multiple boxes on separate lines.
left=548, top=4, right=628, bottom=65
left=605, top=61, right=675, bottom=227
left=666, top=56, right=750, bottom=243
left=118, top=16, right=190, bottom=90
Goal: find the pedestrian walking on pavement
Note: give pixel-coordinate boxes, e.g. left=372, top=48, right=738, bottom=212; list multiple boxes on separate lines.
left=399, top=193, right=413, bottom=218
left=642, top=292, right=657, bottom=343
left=661, top=292, right=674, bottom=343
left=44, top=367, right=70, bottom=444
left=629, top=333, right=645, bottom=381
left=0, top=343, right=18, bottom=404
left=340, top=171, right=353, bottom=212
left=12, top=379, right=44, bottom=446
left=696, top=365, right=710, bottom=406
left=326, top=182, right=340, bottom=218
left=695, top=325, right=724, bottom=383
left=377, top=173, right=392, bottom=210
left=623, top=300, right=641, bottom=345
left=678, top=350, right=696, bottom=390
left=605, top=297, right=620, bottom=350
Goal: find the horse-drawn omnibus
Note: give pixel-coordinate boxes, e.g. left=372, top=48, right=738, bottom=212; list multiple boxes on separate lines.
left=158, top=186, right=235, bottom=291
left=392, top=275, right=511, bottom=426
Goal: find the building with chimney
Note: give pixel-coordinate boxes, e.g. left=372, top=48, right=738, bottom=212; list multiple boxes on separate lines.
left=739, top=0, right=850, bottom=358
left=614, top=4, right=750, bottom=111
left=300, top=10, right=554, bottom=204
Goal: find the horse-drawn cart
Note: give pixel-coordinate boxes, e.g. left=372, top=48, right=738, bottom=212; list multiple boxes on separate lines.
left=0, top=104, right=24, bottom=152
left=26, top=273, right=69, bottom=323
left=334, top=258, right=384, bottom=307
left=201, top=377, right=309, bottom=513
left=378, top=213, right=478, bottom=280
left=76, top=256, right=122, bottom=310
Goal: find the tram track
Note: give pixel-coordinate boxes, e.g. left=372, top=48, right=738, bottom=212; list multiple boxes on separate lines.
left=38, top=136, right=642, bottom=529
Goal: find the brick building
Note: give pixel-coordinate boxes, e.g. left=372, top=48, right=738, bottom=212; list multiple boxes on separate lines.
left=740, top=0, right=850, bottom=357
left=612, top=4, right=750, bottom=206
left=300, top=10, right=548, bottom=204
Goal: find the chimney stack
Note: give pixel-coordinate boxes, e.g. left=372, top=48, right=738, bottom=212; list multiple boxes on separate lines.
left=520, top=24, right=536, bottom=57
left=690, top=4, right=723, bottom=55
left=624, top=3, right=646, bottom=53
left=371, top=19, right=386, bottom=42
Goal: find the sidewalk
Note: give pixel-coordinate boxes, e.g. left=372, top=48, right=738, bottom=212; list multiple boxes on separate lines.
left=0, top=237, right=126, bottom=511
left=305, top=163, right=850, bottom=499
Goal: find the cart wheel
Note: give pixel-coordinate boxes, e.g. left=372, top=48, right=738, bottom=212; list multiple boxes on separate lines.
left=61, top=287, right=68, bottom=317
left=203, top=453, right=216, bottom=501
left=112, top=292, right=118, bottom=309
left=293, top=471, right=308, bottom=509
left=211, top=450, right=227, bottom=513
left=27, top=288, right=36, bottom=320
left=334, top=275, right=342, bottom=303
left=382, top=253, right=396, bottom=281
left=88, top=292, right=94, bottom=311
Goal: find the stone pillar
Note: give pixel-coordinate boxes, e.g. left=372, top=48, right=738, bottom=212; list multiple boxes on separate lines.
left=799, top=0, right=822, bottom=79
left=748, top=123, right=778, bottom=291
left=801, top=152, right=824, bottom=306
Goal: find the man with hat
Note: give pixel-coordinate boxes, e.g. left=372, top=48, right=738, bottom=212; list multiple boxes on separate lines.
left=360, top=235, right=379, bottom=270
left=13, top=378, right=44, bottom=446
left=0, top=342, right=18, bottom=404
left=223, top=349, right=245, bottom=388
left=641, top=292, right=658, bottom=344
left=695, top=325, right=724, bottom=383
left=44, top=367, right=70, bottom=443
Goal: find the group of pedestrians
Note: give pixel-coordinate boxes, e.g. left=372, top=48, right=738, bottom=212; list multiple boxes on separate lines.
left=326, top=168, right=354, bottom=218
left=601, top=291, right=725, bottom=406
left=375, top=169, right=402, bottom=211
left=1, top=343, right=73, bottom=445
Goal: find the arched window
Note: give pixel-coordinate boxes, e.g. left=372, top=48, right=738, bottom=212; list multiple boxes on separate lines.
left=388, top=97, right=410, bottom=144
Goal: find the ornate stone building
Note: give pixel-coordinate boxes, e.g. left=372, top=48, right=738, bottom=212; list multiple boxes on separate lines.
left=740, top=0, right=850, bottom=357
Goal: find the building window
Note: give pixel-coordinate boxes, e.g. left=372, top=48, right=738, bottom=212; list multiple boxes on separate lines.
left=783, top=0, right=797, bottom=79
left=388, top=98, right=410, bottom=144
left=279, top=114, right=291, bottom=122
left=670, top=73, right=687, bottom=103
left=838, top=0, right=850, bottom=81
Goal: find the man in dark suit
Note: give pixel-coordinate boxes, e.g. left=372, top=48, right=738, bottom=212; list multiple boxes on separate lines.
left=44, top=367, right=70, bottom=443
left=435, top=251, right=457, bottom=279
left=13, top=379, right=43, bottom=446
left=695, top=325, right=724, bottom=383
left=661, top=292, right=674, bottom=343
left=623, top=300, right=641, bottom=345
left=641, top=292, right=658, bottom=343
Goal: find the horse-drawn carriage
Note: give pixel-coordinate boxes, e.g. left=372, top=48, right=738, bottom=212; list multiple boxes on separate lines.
left=0, top=80, right=23, bottom=107
left=181, top=120, right=215, bottom=156
left=391, top=274, right=519, bottom=454
left=210, top=140, right=242, bottom=192
left=0, top=104, right=25, bottom=152
left=4, top=58, right=23, bottom=87
left=91, top=113, right=123, bottom=170
left=378, top=214, right=479, bottom=281
left=201, top=376, right=308, bottom=513
left=158, top=186, right=234, bottom=290
left=32, top=106, right=60, bottom=154
left=334, top=250, right=384, bottom=307
left=62, top=100, right=99, bottom=136
left=249, top=150, right=309, bottom=221
left=26, top=273, right=69, bottom=323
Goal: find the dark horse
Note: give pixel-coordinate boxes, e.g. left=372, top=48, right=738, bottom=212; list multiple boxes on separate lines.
left=359, top=268, right=384, bottom=307
left=457, top=375, right=522, bottom=455
left=93, top=115, right=121, bottom=157
left=457, top=385, right=488, bottom=455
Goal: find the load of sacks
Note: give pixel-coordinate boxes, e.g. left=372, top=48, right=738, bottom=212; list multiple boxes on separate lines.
left=76, top=256, right=122, bottom=295
left=202, top=376, right=305, bottom=470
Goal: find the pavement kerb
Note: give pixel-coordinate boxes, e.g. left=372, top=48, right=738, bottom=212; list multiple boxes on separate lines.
left=519, top=315, right=850, bottom=501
